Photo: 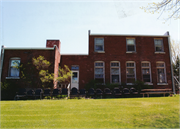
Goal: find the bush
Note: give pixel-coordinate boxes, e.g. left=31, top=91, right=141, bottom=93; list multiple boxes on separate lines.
left=105, top=83, right=119, bottom=90
left=44, top=96, right=51, bottom=99
left=56, top=95, right=67, bottom=99
left=1, top=80, right=19, bottom=100
left=133, top=80, right=151, bottom=94
left=85, top=79, right=98, bottom=90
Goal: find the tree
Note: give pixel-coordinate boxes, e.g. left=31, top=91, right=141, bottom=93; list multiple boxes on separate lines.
left=170, top=40, right=180, bottom=93
left=170, top=40, right=180, bottom=77
left=32, top=55, right=54, bottom=88
left=56, top=65, right=72, bottom=87
left=173, top=56, right=179, bottom=76
left=141, top=0, right=180, bottom=21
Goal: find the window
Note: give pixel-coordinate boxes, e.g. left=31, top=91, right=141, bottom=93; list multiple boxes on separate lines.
left=141, top=62, right=151, bottom=83
left=156, top=62, right=166, bottom=83
left=126, top=62, right=136, bottom=83
left=94, top=61, right=105, bottom=83
left=9, top=58, right=21, bottom=77
left=154, top=39, right=164, bottom=52
left=110, top=61, right=120, bottom=83
left=94, top=38, right=104, bottom=52
left=126, top=38, right=136, bottom=52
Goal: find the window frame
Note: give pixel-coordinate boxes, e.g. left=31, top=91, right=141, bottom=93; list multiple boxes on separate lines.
left=126, top=61, right=136, bottom=84
left=156, top=61, right=167, bottom=84
left=94, top=61, right=105, bottom=84
left=126, top=38, right=136, bottom=52
left=154, top=38, right=164, bottom=52
left=94, top=37, right=104, bottom=52
left=110, top=61, right=121, bottom=84
left=141, top=61, right=152, bottom=84
left=8, top=57, right=21, bottom=78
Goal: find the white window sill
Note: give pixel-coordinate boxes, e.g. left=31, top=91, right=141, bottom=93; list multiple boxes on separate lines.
left=157, top=83, right=168, bottom=85
left=95, top=51, right=105, bottom=53
left=155, top=52, right=165, bottom=54
left=126, top=51, right=137, bottom=53
left=145, top=82, right=153, bottom=85
left=126, top=83, right=134, bottom=85
left=6, top=77, right=20, bottom=79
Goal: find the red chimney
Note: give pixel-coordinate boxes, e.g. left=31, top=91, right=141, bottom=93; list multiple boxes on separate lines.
left=46, top=40, right=60, bottom=49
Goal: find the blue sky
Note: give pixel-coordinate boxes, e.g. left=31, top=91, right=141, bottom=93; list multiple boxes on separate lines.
left=0, top=0, right=179, bottom=54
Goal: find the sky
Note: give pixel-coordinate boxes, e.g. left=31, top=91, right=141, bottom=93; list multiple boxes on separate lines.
left=0, top=0, right=179, bottom=54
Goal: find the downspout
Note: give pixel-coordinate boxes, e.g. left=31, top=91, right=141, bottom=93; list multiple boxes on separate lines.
left=0, top=45, right=5, bottom=82
left=167, top=35, right=175, bottom=94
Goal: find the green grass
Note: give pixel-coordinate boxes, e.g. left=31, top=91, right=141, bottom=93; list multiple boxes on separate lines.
left=1, top=96, right=180, bottom=128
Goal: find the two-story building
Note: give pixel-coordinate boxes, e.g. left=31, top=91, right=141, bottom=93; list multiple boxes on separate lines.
left=0, top=31, right=174, bottom=92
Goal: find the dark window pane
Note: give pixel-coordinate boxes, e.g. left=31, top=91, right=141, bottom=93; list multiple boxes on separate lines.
left=143, top=75, right=150, bottom=82
left=127, top=45, right=135, bottom=51
left=112, top=75, right=119, bottom=83
left=95, top=45, right=103, bottom=51
left=95, top=74, right=103, bottom=78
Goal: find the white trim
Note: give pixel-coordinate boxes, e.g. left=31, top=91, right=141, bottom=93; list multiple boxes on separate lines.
left=155, top=52, right=165, bottom=54
left=94, top=37, right=104, bottom=52
left=126, top=61, right=136, bottom=83
left=94, top=61, right=105, bottom=84
left=71, top=70, right=79, bottom=89
left=90, top=34, right=169, bottom=37
left=110, top=61, right=121, bottom=84
left=96, top=51, right=105, bottom=53
left=8, top=58, right=21, bottom=78
left=126, top=83, right=134, bottom=85
left=126, top=52, right=137, bottom=54
left=6, top=77, right=20, bottom=79
left=156, top=61, right=167, bottom=83
left=145, top=82, right=153, bottom=85
left=126, top=38, right=136, bottom=52
left=3, top=48, right=54, bottom=50
left=141, top=61, right=152, bottom=83
left=157, top=83, right=168, bottom=85
left=154, top=38, right=164, bottom=52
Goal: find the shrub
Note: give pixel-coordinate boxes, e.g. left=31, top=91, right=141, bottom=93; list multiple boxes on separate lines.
left=1, top=80, right=19, bottom=100
left=105, top=83, right=119, bottom=90
left=44, top=96, right=51, bottom=99
left=85, top=79, right=98, bottom=90
left=133, top=80, right=151, bottom=94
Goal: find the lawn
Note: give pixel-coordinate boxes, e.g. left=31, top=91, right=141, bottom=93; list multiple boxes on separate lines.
left=1, top=96, right=179, bottom=128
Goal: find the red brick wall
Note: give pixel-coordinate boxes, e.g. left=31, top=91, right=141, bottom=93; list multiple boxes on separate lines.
left=60, top=35, right=172, bottom=89
left=1, top=49, right=56, bottom=88
left=53, top=47, right=61, bottom=88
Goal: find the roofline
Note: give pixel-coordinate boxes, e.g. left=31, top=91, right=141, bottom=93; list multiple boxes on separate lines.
left=3, top=47, right=54, bottom=50
left=61, top=53, right=88, bottom=56
left=90, top=34, right=169, bottom=37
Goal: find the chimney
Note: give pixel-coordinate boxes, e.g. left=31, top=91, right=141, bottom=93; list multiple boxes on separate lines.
left=46, top=40, right=60, bottom=49
left=164, top=31, right=169, bottom=36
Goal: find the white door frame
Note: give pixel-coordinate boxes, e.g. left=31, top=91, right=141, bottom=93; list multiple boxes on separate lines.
left=71, top=70, right=79, bottom=89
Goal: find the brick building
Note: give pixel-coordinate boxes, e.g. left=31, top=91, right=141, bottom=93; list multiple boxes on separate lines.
left=0, top=40, right=61, bottom=88
left=0, top=31, right=174, bottom=92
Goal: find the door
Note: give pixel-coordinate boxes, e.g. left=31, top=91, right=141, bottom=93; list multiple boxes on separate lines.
left=71, top=71, right=79, bottom=89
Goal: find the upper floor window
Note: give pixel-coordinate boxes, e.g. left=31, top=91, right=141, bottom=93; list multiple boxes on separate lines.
left=156, top=62, right=166, bottom=83
left=110, top=61, right=120, bottom=83
left=94, top=61, right=105, bottom=83
left=94, top=38, right=104, bottom=52
left=126, top=38, right=136, bottom=52
left=9, top=58, right=21, bottom=77
left=141, top=62, right=151, bottom=83
left=126, top=61, right=136, bottom=83
left=154, top=39, right=164, bottom=52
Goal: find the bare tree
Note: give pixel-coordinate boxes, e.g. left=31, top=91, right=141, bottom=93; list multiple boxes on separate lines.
left=170, top=40, right=180, bottom=63
left=141, top=0, right=180, bottom=21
